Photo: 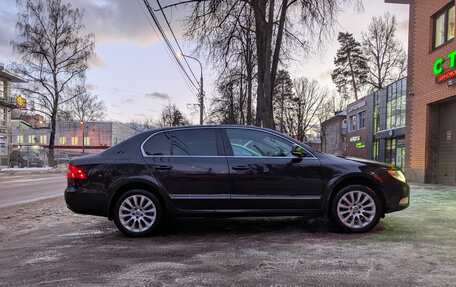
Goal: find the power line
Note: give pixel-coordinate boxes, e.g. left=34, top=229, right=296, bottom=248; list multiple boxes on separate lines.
left=136, top=0, right=198, bottom=95
left=156, top=0, right=200, bottom=85
left=141, top=0, right=200, bottom=93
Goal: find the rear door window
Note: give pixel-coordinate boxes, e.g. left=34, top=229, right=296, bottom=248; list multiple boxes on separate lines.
left=170, top=129, right=218, bottom=156
left=143, top=132, right=171, bottom=156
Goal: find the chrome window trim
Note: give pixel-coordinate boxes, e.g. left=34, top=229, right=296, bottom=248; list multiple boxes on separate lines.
left=140, top=126, right=317, bottom=159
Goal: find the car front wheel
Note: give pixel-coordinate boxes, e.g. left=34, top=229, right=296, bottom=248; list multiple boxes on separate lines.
left=113, top=189, right=163, bottom=237
left=330, top=185, right=382, bottom=233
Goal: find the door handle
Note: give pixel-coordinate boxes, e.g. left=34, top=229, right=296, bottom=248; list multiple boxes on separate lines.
left=232, top=165, right=250, bottom=171
left=154, top=165, right=172, bottom=170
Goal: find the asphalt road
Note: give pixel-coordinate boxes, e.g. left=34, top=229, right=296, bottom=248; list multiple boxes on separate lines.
left=0, top=183, right=455, bottom=286
left=0, top=173, right=67, bottom=208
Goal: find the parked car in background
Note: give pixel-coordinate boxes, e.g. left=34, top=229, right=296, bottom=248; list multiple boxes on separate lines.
left=9, top=150, right=44, bottom=168
left=54, top=154, right=70, bottom=165
left=65, top=125, right=410, bottom=237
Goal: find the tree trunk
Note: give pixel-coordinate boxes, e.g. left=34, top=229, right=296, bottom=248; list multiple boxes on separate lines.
left=347, top=51, right=359, bottom=101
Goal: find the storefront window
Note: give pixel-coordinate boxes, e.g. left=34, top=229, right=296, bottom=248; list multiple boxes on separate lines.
left=385, top=138, right=405, bottom=170
left=373, top=140, right=379, bottom=161
left=434, top=2, right=455, bottom=48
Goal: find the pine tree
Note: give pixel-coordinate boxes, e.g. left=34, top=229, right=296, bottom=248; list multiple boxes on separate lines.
left=331, top=32, right=368, bottom=101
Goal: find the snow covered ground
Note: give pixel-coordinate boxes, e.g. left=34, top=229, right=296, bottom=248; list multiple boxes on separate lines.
left=1, top=167, right=53, bottom=172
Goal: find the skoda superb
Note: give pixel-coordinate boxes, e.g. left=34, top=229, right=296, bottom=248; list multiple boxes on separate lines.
left=65, top=125, right=409, bottom=237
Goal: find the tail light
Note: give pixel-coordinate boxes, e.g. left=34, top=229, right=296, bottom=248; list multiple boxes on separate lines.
left=67, top=164, right=87, bottom=179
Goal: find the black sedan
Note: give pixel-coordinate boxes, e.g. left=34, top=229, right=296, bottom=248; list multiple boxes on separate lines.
left=65, top=125, right=409, bottom=237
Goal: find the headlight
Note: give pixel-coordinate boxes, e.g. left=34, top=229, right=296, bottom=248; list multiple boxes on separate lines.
left=387, top=168, right=406, bottom=183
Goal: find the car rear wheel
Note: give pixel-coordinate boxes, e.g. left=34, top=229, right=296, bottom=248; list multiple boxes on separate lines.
left=330, top=185, right=382, bottom=233
left=113, top=189, right=163, bottom=237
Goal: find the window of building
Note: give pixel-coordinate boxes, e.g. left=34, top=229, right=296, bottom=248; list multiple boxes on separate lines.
left=348, top=115, right=357, bottom=132
left=373, top=140, right=379, bottom=161
left=0, top=135, right=7, bottom=155
left=0, top=80, right=4, bottom=99
left=84, top=137, right=90, bottom=146
left=40, top=135, right=47, bottom=144
left=434, top=2, right=455, bottom=49
left=17, top=135, right=24, bottom=144
left=387, top=78, right=406, bottom=130
left=0, top=108, right=6, bottom=127
left=358, top=111, right=366, bottom=129
left=59, top=136, right=66, bottom=145
left=385, top=138, right=405, bottom=170
left=71, top=137, right=78, bottom=145
left=28, top=135, right=35, bottom=144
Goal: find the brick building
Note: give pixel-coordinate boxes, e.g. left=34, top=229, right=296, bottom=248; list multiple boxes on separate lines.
left=346, top=98, right=368, bottom=159
left=387, top=0, right=456, bottom=184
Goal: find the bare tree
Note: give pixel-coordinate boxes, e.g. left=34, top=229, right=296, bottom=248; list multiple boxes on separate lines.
left=11, top=0, right=94, bottom=166
left=63, top=93, right=106, bottom=122
left=158, top=103, right=189, bottom=127
left=362, top=13, right=407, bottom=90
left=285, top=77, right=324, bottom=142
left=160, top=0, right=358, bottom=129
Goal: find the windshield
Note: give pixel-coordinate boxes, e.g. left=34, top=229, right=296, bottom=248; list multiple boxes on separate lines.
left=24, top=152, right=38, bottom=157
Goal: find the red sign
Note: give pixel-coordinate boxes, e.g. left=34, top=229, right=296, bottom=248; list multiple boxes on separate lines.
left=436, top=68, right=456, bottom=83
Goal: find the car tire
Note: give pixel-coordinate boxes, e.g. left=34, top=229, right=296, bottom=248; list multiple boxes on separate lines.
left=113, top=189, right=163, bottom=237
left=330, top=185, right=382, bottom=233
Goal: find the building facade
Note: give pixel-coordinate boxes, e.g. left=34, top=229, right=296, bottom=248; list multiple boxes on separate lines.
left=321, top=111, right=347, bottom=156
left=12, top=121, right=135, bottom=161
left=0, top=66, right=27, bottom=165
left=369, top=78, right=407, bottom=170
left=387, top=0, right=456, bottom=184
left=346, top=98, right=369, bottom=159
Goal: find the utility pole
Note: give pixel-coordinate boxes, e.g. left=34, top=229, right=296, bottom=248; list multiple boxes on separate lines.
left=80, top=121, right=85, bottom=155
left=177, top=52, right=204, bottom=125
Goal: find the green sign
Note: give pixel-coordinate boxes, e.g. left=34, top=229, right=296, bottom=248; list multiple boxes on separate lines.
left=350, top=136, right=360, bottom=142
left=356, top=142, right=365, bottom=149
left=434, top=50, right=456, bottom=75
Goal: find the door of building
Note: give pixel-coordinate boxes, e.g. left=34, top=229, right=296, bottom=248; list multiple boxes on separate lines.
left=438, top=100, right=456, bottom=185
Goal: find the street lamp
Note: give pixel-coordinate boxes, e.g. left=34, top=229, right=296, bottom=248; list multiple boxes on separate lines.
left=176, top=52, right=204, bottom=125
left=80, top=121, right=85, bottom=155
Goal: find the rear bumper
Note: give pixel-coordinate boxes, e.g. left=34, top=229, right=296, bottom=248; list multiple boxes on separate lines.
left=65, top=186, right=109, bottom=217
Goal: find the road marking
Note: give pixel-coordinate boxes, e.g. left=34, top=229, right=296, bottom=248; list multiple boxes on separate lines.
left=0, top=176, right=66, bottom=184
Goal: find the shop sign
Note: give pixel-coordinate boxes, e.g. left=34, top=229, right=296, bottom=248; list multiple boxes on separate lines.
left=348, top=101, right=366, bottom=113
left=356, top=142, right=365, bottom=149
left=350, top=136, right=361, bottom=142
left=434, top=50, right=456, bottom=83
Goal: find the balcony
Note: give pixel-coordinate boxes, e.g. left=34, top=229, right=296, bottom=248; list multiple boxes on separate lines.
left=0, top=97, right=19, bottom=109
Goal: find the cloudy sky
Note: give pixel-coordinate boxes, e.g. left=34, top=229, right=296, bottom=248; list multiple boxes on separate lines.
left=0, top=0, right=409, bottom=124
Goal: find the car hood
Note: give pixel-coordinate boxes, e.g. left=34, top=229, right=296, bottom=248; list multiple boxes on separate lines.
left=344, top=157, right=387, bottom=167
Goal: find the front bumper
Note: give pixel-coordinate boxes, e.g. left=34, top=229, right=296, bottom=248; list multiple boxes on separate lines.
left=384, top=180, right=410, bottom=213
left=65, top=186, right=109, bottom=217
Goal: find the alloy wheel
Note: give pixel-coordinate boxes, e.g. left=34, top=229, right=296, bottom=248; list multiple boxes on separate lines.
left=118, top=195, right=156, bottom=232
left=336, top=190, right=376, bottom=229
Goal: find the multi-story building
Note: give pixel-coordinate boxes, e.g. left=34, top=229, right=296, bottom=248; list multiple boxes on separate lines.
left=0, top=66, right=27, bottom=165
left=12, top=121, right=135, bottom=161
left=387, top=0, right=456, bottom=184
left=321, top=111, right=347, bottom=156
left=346, top=97, right=369, bottom=159
left=369, top=78, right=407, bottom=169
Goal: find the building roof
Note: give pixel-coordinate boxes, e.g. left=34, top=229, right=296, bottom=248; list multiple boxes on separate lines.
left=0, top=67, right=28, bottom=83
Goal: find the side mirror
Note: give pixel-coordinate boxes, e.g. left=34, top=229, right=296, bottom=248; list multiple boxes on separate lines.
left=292, top=144, right=306, bottom=158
